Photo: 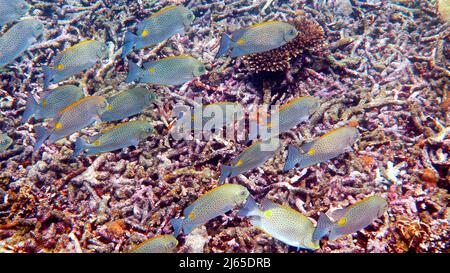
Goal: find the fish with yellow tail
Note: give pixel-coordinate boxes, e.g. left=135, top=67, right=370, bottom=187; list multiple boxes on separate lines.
left=22, top=85, right=84, bottom=123
left=73, top=120, right=153, bottom=157
left=0, top=19, right=44, bottom=67
left=219, top=137, right=281, bottom=184
left=129, top=234, right=178, bottom=253
left=122, top=5, right=195, bottom=57
left=238, top=196, right=319, bottom=250
left=170, top=184, right=250, bottom=237
left=34, top=96, right=111, bottom=151
left=43, top=39, right=108, bottom=89
left=216, top=21, right=298, bottom=58
left=284, top=126, right=359, bottom=172
left=312, top=195, right=388, bottom=241
left=125, top=55, right=205, bottom=86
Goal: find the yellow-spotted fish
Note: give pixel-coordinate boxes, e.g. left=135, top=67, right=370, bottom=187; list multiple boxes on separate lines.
left=0, top=19, right=44, bottom=67
left=238, top=197, right=319, bottom=250
left=129, top=234, right=178, bottom=253
left=122, top=5, right=195, bottom=57
left=171, top=102, right=240, bottom=132
left=249, top=97, right=319, bottom=141
left=34, top=96, right=110, bottom=151
left=100, top=87, right=157, bottom=122
left=216, top=21, right=298, bottom=58
left=73, top=120, right=153, bottom=157
left=0, top=133, right=13, bottom=152
left=170, top=183, right=250, bottom=236
left=22, top=85, right=84, bottom=123
left=283, top=126, right=359, bottom=172
left=219, top=138, right=281, bottom=184
left=312, top=195, right=388, bottom=241
left=43, top=39, right=108, bottom=89
left=0, top=0, right=30, bottom=26
left=125, top=56, right=205, bottom=86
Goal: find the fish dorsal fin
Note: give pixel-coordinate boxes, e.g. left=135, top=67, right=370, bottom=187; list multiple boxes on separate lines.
left=160, top=55, right=193, bottom=62
left=261, top=198, right=279, bottom=212
left=330, top=208, right=347, bottom=220
left=278, top=97, right=309, bottom=112
left=183, top=184, right=235, bottom=217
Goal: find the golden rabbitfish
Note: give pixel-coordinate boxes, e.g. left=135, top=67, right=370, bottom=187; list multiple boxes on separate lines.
left=73, top=120, right=153, bottom=157
left=238, top=197, right=319, bottom=250
left=0, top=0, right=30, bottom=26
left=0, top=19, right=44, bottom=67
left=170, top=183, right=250, bottom=236
left=129, top=234, right=178, bottom=253
left=312, top=195, right=388, bottom=241
left=22, top=85, right=84, bottom=123
left=34, top=96, right=110, bottom=151
left=122, top=5, right=195, bottom=57
left=43, top=39, right=108, bottom=89
left=284, top=126, right=359, bottom=171
left=216, top=21, right=298, bottom=58
left=125, top=55, right=205, bottom=86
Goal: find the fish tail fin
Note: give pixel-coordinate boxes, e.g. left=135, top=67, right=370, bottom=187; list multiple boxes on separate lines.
left=122, top=31, right=137, bottom=58
left=170, top=218, right=184, bottom=237
left=42, top=66, right=55, bottom=90
left=283, top=144, right=301, bottom=172
left=34, top=126, right=50, bottom=151
left=219, top=164, right=233, bottom=184
left=22, top=93, right=39, bottom=123
left=215, top=33, right=233, bottom=58
left=125, top=61, right=143, bottom=83
left=312, top=212, right=334, bottom=241
left=73, top=137, right=87, bottom=158
left=237, top=196, right=260, bottom=217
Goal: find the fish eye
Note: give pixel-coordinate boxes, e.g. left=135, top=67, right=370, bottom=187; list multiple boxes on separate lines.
left=240, top=190, right=246, bottom=196
left=288, top=29, right=297, bottom=36
left=198, top=66, right=206, bottom=73
left=187, top=13, right=195, bottom=20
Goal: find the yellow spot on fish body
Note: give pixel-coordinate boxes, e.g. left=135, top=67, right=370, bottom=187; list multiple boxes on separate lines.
left=56, top=63, right=63, bottom=70
left=236, top=159, right=244, bottom=166
left=141, top=29, right=149, bottom=37
left=93, top=140, right=101, bottom=146
left=191, top=115, right=196, bottom=121
left=188, top=212, right=195, bottom=220
left=237, top=38, right=245, bottom=45
left=42, top=100, right=47, bottom=108
left=267, top=122, right=272, bottom=128
left=107, top=104, right=113, bottom=111
left=55, top=122, right=62, bottom=130
left=308, top=149, right=315, bottom=156
left=149, top=67, right=156, bottom=73
left=264, top=210, right=272, bottom=218
left=338, top=217, right=347, bottom=226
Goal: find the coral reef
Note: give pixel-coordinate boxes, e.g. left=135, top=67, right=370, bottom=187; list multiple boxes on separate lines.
left=0, top=0, right=449, bottom=253
left=241, top=17, right=325, bottom=73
